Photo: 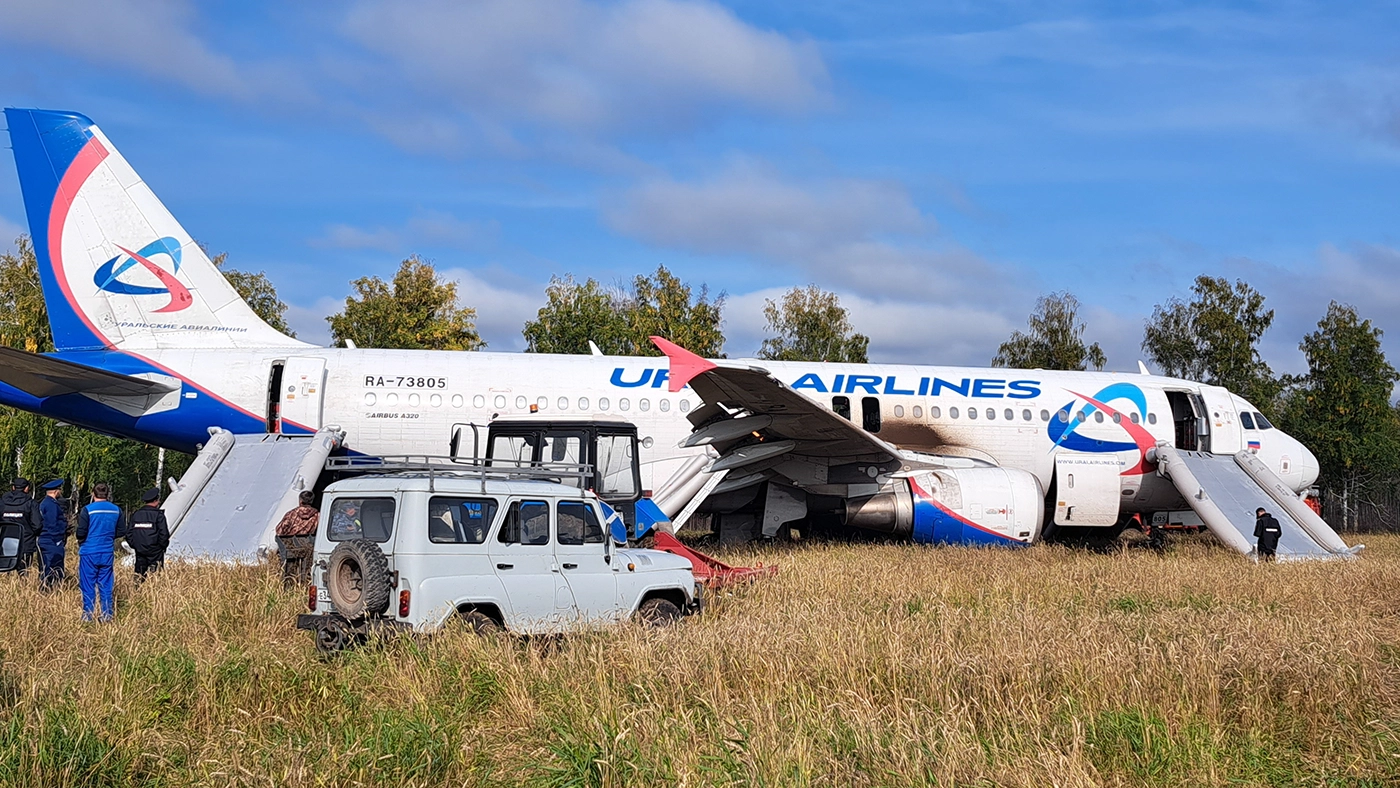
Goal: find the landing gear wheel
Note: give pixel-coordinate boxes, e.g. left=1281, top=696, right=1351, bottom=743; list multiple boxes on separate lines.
left=636, top=598, right=682, bottom=628
left=325, top=539, right=390, bottom=619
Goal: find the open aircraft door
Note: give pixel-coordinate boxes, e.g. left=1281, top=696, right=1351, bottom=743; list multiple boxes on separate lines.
left=1198, top=386, right=1240, bottom=454
left=279, top=357, right=327, bottom=432
left=1053, top=453, right=1122, bottom=526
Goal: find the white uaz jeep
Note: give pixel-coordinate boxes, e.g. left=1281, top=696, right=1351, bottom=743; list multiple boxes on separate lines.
left=295, top=467, right=700, bottom=653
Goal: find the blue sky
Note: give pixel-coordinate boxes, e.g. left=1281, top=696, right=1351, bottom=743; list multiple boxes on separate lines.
left=2, top=0, right=1399, bottom=375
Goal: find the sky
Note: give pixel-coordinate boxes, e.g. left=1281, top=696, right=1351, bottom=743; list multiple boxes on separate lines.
left=2, top=0, right=1399, bottom=376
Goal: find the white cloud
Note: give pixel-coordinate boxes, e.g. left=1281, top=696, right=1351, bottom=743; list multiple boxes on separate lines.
left=283, top=296, right=342, bottom=347
left=0, top=0, right=249, bottom=98
left=309, top=212, right=498, bottom=254
left=0, top=216, right=24, bottom=253
left=603, top=161, right=1017, bottom=304
left=441, top=268, right=543, bottom=352
left=341, top=0, right=829, bottom=134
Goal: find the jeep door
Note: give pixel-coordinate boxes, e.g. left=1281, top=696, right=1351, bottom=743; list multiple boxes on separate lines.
left=554, top=500, right=618, bottom=623
left=412, top=495, right=507, bottom=630
left=487, top=499, right=576, bottom=633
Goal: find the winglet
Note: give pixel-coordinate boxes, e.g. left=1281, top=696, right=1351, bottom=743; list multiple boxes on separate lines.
left=650, top=336, right=716, bottom=393
left=1137, top=360, right=1151, bottom=375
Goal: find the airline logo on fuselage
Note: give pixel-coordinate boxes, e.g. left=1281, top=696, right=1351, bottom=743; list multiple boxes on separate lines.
left=92, top=237, right=193, bottom=313
left=1049, top=382, right=1157, bottom=474
left=610, top=367, right=1042, bottom=398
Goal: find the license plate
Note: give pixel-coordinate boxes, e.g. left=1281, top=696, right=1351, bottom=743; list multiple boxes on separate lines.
left=317, top=589, right=331, bottom=604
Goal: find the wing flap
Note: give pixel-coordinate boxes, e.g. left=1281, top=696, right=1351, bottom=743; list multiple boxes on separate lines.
left=0, top=347, right=177, bottom=398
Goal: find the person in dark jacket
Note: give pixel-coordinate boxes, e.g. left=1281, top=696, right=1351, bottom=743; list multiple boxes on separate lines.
left=37, top=479, right=68, bottom=588
left=76, top=483, right=127, bottom=622
left=126, top=487, right=170, bottom=580
left=274, top=490, right=319, bottom=586
left=0, top=478, right=41, bottom=575
left=1254, top=507, right=1282, bottom=561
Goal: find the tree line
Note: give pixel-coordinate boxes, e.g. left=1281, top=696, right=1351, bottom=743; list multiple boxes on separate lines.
left=1, top=234, right=1396, bottom=530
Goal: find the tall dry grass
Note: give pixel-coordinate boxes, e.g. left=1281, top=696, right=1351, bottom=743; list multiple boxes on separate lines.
left=0, top=534, right=1397, bottom=787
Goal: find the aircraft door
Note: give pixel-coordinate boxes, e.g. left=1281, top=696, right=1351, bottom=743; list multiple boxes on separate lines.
left=279, top=357, right=327, bottom=432
left=1053, top=453, right=1122, bottom=526
left=1198, top=386, right=1239, bottom=454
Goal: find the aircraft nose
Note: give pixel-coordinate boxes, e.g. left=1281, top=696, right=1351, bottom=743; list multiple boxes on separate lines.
left=1298, top=442, right=1320, bottom=490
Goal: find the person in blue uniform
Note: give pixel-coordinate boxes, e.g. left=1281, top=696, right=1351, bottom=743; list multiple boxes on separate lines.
left=126, top=487, right=170, bottom=580
left=76, top=483, right=126, bottom=622
left=0, top=478, right=41, bottom=575
left=37, top=479, right=68, bottom=589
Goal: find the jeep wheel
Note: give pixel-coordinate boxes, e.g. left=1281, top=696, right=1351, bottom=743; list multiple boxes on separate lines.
left=325, top=539, right=390, bottom=619
left=449, top=610, right=504, bottom=637
left=637, top=597, right=682, bottom=628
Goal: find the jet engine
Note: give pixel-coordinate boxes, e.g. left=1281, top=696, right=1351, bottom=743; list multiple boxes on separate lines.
left=842, top=467, right=1044, bottom=546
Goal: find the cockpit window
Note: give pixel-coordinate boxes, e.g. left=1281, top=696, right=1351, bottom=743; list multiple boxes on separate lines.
left=1254, top=412, right=1273, bottom=430
left=1239, top=412, right=1255, bottom=430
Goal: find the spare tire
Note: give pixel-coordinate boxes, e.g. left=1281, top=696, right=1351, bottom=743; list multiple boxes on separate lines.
left=325, top=539, right=390, bottom=619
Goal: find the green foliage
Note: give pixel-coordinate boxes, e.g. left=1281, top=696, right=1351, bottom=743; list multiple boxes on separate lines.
left=522, top=265, right=725, bottom=357
left=757, top=285, right=869, bottom=363
left=328, top=256, right=484, bottom=350
left=1280, top=302, right=1400, bottom=530
left=523, top=276, right=629, bottom=354
left=1142, top=276, right=1280, bottom=410
left=0, top=236, right=191, bottom=508
left=211, top=251, right=296, bottom=337
left=992, top=291, right=1105, bottom=371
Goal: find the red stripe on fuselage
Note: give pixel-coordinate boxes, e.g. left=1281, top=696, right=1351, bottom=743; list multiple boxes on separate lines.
left=48, top=137, right=112, bottom=348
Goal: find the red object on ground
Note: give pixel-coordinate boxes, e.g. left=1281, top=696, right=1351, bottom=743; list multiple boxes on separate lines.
left=651, top=531, right=777, bottom=589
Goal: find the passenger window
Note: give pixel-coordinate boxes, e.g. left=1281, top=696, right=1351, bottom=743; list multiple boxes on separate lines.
left=968, top=407, right=978, bottom=420
left=660, top=399, right=671, bottom=412
left=1076, top=411, right=1087, bottom=423
left=1112, top=412, right=1121, bottom=424
left=1148, top=413, right=1158, bottom=425
left=1005, top=408, right=1014, bottom=421
left=598, top=397, right=610, bottom=410
left=619, top=398, right=630, bottom=411
left=1057, top=410, right=1069, bottom=423
left=929, top=406, right=940, bottom=418
left=1254, top=412, right=1273, bottom=430
left=515, top=396, right=527, bottom=409
left=578, top=397, right=589, bottom=410
left=913, top=406, right=923, bottom=418
left=893, top=405, right=905, bottom=418
left=1040, top=410, right=1049, bottom=422
left=862, top=397, right=881, bottom=432
left=1240, top=412, right=1255, bottom=429
left=679, top=400, right=691, bottom=412
left=598, top=435, right=637, bottom=497
left=327, top=497, right=396, bottom=543
left=1022, top=409, right=1032, bottom=421
left=558, top=396, right=569, bottom=411
left=498, top=500, right=550, bottom=546
left=1130, top=413, right=1140, bottom=424
left=473, top=394, right=485, bottom=408
left=494, top=395, right=506, bottom=409
left=557, top=501, right=604, bottom=545
left=949, top=406, right=959, bottom=419
left=832, top=396, right=851, bottom=420
left=640, top=399, right=650, bottom=412
left=1094, top=411, right=1104, bottom=423
left=987, top=408, right=996, bottom=420
left=428, top=496, right=498, bottom=544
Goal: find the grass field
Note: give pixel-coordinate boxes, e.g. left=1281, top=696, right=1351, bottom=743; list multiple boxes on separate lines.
left=1, top=533, right=1398, bottom=787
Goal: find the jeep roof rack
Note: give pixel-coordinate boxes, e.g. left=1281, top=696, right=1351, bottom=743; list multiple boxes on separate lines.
left=324, top=455, right=594, bottom=493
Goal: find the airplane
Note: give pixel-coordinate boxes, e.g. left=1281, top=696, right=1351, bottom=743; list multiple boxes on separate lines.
left=0, top=108, right=1324, bottom=551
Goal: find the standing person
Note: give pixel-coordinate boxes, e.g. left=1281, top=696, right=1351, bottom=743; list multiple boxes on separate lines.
left=1254, top=507, right=1282, bottom=562
left=37, top=479, right=68, bottom=589
left=274, top=490, right=319, bottom=585
left=76, top=483, right=126, bottom=622
left=126, top=488, right=170, bottom=580
left=0, top=478, right=41, bottom=575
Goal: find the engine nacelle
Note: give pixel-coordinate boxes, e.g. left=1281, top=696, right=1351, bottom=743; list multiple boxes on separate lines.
left=842, top=468, right=1045, bottom=546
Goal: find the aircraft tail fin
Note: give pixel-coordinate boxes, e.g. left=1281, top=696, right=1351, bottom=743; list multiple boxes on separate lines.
left=4, top=108, right=307, bottom=351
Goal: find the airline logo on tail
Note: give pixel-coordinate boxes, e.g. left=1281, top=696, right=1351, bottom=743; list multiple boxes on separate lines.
left=92, top=237, right=192, bottom=313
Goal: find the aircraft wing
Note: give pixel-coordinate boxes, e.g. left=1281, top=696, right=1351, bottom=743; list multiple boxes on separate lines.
left=651, top=337, right=901, bottom=479
left=0, top=347, right=177, bottom=398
